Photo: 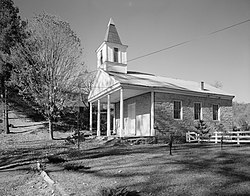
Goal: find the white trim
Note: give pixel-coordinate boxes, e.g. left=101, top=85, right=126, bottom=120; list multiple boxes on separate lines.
left=107, top=94, right=111, bottom=136
left=97, top=100, right=101, bottom=136
left=120, top=88, right=124, bottom=137
left=88, top=82, right=121, bottom=103
left=150, top=91, right=155, bottom=136
left=105, top=41, right=128, bottom=49
left=120, top=84, right=234, bottom=100
left=113, top=104, right=116, bottom=132
left=95, top=42, right=106, bottom=53
left=106, top=44, right=108, bottom=63
left=89, top=81, right=234, bottom=104
left=95, top=41, right=128, bottom=54
left=173, top=100, right=183, bottom=120
left=89, top=102, right=93, bottom=132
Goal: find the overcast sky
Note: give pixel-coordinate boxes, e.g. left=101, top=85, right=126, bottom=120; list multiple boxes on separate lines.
left=14, top=0, right=250, bottom=103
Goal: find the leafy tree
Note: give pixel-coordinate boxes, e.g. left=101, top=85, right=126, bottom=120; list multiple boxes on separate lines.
left=0, top=0, right=27, bottom=133
left=11, top=13, right=85, bottom=139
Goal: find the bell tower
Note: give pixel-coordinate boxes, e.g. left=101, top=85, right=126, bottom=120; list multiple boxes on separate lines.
left=96, top=18, right=128, bottom=74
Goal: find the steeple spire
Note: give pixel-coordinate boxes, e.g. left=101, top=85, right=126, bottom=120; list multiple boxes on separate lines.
left=96, top=18, right=128, bottom=74
left=104, top=18, right=122, bottom=45
left=108, top=18, right=115, bottom=26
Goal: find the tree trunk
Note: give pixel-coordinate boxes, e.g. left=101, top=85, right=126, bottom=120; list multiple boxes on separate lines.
left=48, top=118, right=54, bottom=140
left=3, top=85, right=9, bottom=134
left=4, top=108, right=10, bottom=134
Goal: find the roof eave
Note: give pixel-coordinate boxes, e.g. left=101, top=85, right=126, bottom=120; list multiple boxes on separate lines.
left=120, top=83, right=235, bottom=100
left=88, top=82, right=121, bottom=103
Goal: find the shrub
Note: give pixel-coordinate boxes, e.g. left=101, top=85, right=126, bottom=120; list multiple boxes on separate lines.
left=194, top=120, right=209, bottom=135
left=100, top=187, right=140, bottom=196
left=241, top=120, right=249, bottom=131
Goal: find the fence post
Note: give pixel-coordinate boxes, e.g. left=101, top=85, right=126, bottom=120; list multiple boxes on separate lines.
left=237, top=132, right=240, bottom=145
left=187, top=131, right=190, bottom=143
left=215, top=132, right=218, bottom=144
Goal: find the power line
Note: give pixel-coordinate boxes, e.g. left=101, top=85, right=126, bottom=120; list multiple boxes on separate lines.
left=128, top=18, right=250, bottom=63
left=209, top=19, right=250, bottom=35
left=37, top=19, right=250, bottom=81
left=128, top=41, right=191, bottom=63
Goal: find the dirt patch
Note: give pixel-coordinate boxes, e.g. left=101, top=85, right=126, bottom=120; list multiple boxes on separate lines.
left=0, top=169, right=61, bottom=196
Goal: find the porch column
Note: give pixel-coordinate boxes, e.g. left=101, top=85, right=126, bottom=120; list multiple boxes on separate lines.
left=89, top=102, right=93, bottom=132
left=97, top=99, right=101, bottom=136
left=107, top=94, right=111, bottom=136
left=120, top=88, right=124, bottom=137
left=151, top=91, right=155, bottom=136
left=113, top=104, right=116, bottom=132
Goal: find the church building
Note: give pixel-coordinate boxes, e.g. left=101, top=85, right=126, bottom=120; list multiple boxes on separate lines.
left=88, top=19, right=234, bottom=138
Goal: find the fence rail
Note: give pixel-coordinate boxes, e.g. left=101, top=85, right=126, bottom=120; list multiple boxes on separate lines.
left=186, top=131, right=250, bottom=145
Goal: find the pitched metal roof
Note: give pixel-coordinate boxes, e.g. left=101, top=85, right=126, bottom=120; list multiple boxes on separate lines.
left=104, top=18, right=122, bottom=44
left=108, top=71, right=234, bottom=97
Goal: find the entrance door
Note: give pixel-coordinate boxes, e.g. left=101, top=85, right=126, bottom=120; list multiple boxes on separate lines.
left=128, top=103, right=136, bottom=135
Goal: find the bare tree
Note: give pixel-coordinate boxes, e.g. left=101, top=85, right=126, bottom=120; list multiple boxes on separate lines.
left=75, top=70, right=96, bottom=108
left=211, top=81, right=223, bottom=89
left=11, top=13, right=85, bottom=139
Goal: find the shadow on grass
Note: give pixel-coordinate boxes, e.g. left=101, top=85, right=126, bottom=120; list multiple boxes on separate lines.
left=54, top=143, right=250, bottom=196
left=64, top=164, right=91, bottom=171
left=2, top=137, right=250, bottom=196
left=10, top=126, right=46, bottom=134
left=140, top=145, right=250, bottom=195
left=52, top=137, right=68, bottom=141
left=63, top=144, right=168, bottom=160
left=0, top=143, right=69, bottom=170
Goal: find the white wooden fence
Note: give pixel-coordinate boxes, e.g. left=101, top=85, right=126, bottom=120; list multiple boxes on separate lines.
left=186, top=131, right=250, bottom=145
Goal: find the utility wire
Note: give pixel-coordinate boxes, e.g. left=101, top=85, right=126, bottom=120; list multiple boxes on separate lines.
left=209, top=19, right=250, bottom=35
left=56, top=18, right=250, bottom=81
left=128, top=18, right=250, bottom=63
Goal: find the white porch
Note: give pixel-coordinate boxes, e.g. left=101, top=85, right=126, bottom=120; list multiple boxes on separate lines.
left=89, top=86, right=155, bottom=137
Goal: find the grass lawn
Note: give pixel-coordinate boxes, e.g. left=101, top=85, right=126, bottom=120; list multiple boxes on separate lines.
left=48, top=142, right=250, bottom=196
left=1, top=129, right=250, bottom=196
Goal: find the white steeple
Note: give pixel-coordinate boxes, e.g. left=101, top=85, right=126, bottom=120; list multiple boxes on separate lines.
left=96, top=18, right=128, bottom=74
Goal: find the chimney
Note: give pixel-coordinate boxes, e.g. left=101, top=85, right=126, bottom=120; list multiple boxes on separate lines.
left=201, top=81, right=204, bottom=90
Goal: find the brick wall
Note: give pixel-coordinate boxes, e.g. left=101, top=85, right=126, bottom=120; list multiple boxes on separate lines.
left=154, top=92, right=233, bottom=137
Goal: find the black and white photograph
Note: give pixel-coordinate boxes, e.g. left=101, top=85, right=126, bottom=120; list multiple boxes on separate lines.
left=0, top=0, right=250, bottom=195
